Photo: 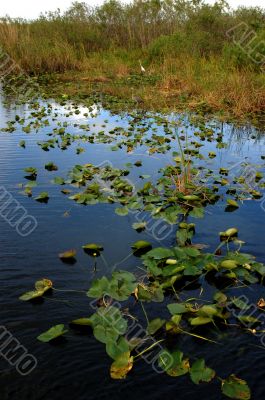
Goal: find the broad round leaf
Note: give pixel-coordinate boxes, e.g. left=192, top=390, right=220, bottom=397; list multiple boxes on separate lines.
left=37, top=324, right=68, bottom=342
left=221, top=375, right=251, bottom=400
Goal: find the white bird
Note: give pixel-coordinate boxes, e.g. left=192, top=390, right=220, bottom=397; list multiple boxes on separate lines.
left=139, top=60, right=146, bottom=74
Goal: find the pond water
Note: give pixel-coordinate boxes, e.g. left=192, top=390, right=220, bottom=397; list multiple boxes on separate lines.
left=0, top=93, right=265, bottom=400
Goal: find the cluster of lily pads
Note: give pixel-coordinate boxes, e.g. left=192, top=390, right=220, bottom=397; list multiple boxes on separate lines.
left=2, top=87, right=265, bottom=400
left=20, top=226, right=265, bottom=399
left=5, top=98, right=263, bottom=218
left=23, top=151, right=262, bottom=226
left=21, top=151, right=264, bottom=223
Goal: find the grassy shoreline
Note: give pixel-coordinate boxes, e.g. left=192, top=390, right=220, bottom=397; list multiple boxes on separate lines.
left=37, top=57, right=264, bottom=127
left=1, top=1, right=264, bottom=125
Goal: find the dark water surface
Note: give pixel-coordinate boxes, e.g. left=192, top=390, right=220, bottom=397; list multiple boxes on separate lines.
left=0, top=94, right=265, bottom=399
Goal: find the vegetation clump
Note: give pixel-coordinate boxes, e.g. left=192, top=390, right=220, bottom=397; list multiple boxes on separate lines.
left=0, top=1, right=264, bottom=120
left=21, top=229, right=265, bottom=399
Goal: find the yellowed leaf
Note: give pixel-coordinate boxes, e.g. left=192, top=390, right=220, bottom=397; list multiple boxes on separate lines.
left=257, top=298, right=265, bottom=308
left=110, top=352, right=133, bottom=379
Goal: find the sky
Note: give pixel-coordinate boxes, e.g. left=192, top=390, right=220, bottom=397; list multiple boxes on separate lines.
left=0, top=0, right=264, bottom=19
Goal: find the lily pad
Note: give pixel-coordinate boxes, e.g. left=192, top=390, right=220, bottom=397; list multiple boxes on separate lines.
left=220, top=259, right=238, bottom=270
left=208, top=152, right=216, bottom=158
left=110, top=351, right=134, bottom=379
left=19, top=290, right=45, bottom=301
left=37, top=324, right=68, bottom=342
left=24, top=167, right=37, bottom=175
left=183, top=195, right=200, bottom=201
left=106, top=337, right=130, bottom=360
left=131, top=240, right=152, bottom=250
left=147, top=318, right=165, bottom=335
left=226, top=199, right=239, bottom=208
left=35, top=192, right=49, bottom=202
left=53, top=177, right=65, bottom=185
left=59, top=249, right=77, bottom=260
left=45, top=162, right=58, bottom=171
left=144, top=247, right=173, bottom=259
left=115, top=207, right=129, bottom=216
left=19, top=278, right=53, bottom=301
left=82, top=243, right=103, bottom=256
left=220, top=228, right=238, bottom=241
left=24, top=167, right=37, bottom=179
left=132, top=221, right=147, bottom=232
left=71, top=318, right=93, bottom=326
left=159, top=349, right=190, bottom=377
left=189, top=316, right=212, bottom=326
left=190, top=359, right=215, bottom=384
left=87, top=271, right=137, bottom=301
left=167, top=303, right=187, bottom=315
left=221, top=375, right=251, bottom=400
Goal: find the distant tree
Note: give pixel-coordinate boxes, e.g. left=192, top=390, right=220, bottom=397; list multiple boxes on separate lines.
left=64, top=1, right=93, bottom=21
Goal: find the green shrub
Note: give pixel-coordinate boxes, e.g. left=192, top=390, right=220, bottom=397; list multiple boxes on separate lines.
left=148, top=33, right=187, bottom=60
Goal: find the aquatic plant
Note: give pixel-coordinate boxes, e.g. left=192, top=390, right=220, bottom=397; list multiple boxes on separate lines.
left=2, top=84, right=264, bottom=399
left=20, top=229, right=265, bottom=399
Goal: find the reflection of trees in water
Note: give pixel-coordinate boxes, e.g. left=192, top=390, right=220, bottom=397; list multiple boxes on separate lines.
left=0, top=89, right=28, bottom=124
left=225, top=123, right=265, bottom=156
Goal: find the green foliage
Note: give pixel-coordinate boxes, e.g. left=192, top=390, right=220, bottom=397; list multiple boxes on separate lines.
left=222, top=375, right=251, bottom=399
left=37, top=324, right=68, bottom=342
left=87, top=271, right=137, bottom=301
left=30, top=234, right=260, bottom=396
left=159, top=349, right=190, bottom=377
left=148, top=32, right=187, bottom=59
left=0, top=1, right=264, bottom=73
left=89, top=305, right=128, bottom=344
left=190, top=359, right=215, bottom=384
left=19, top=278, right=53, bottom=301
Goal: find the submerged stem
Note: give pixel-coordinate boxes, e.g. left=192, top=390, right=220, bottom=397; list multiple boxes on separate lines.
left=134, top=339, right=164, bottom=359
left=179, top=328, right=219, bottom=344
left=140, top=301, right=149, bottom=325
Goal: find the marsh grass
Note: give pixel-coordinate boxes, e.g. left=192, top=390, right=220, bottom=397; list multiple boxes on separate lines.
left=172, top=162, right=192, bottom=194
left=173, top=133, right=193, bottom=195
left=0, top=1, right=264, bottom=119
left=42, top=53, right=264, bottom=121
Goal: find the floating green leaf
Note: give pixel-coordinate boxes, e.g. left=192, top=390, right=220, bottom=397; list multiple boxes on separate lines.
left=82, top=243, right=103, bottom=256
left=59, top=249, right=76, bottom=259
left=220, top=228, right=238, bottom=241
left=106, top=337, right=130, bottom=360
left=37, top=324, right=68, bottom=342
left=71, top=318, right=93, bottom=326
left=189, top=316, right=212, bottom=326
left=190, top=359, right=215, bottom=384
left=110, top=351, right=134, bottom=379
left=220, top=259, right=238, bottom=270
left=167, top=303, right=187, bottom=315
left=131, top=240, right=152, bottom=250
left=35, top=192, right=49, bottom=202
left=221, top=375, right=251, bottom=400
left=24, top=167, right=37, bottom=177
left=158, top=350, right=190, bottom=377
left=132, top=221, right=147, bottom=231
left=227, top=199, right=239, bottom=208
left=19, top=278, right=52, bottom=301
left=115, top=207, right=129, bottom=216
left=45, top=162, right=58, bottom=171
left=87, top=271, right=137, bottom=301
left=144, top=247, right=172, bottom=259
left=147, top=318, right=165, bottom=335
left=53, top=176, right=65, bottom=185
